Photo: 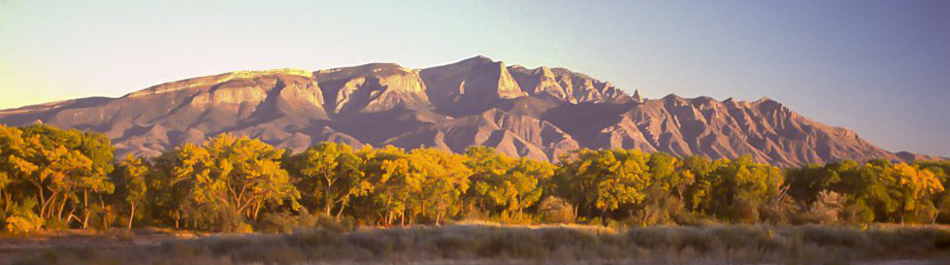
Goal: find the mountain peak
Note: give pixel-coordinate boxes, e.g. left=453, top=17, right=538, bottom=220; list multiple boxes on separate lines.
left=632, top=90, right=643, bottom=103
left=458, top=55, right=497, bottom=65
left=470, top=54, right=494, bottom=61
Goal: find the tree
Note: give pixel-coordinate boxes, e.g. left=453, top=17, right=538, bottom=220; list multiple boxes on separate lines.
left=502, top=158, right=553, bottom=217
left=361, top=145, right=413, bottom=225
left=408, top=148, right=471, bottom=225
left=0, top=125, right=24, bottom=209
left=555, top=149, right=652, bottom=222
left=892, top=163, right=944, bottom=223
left=466, top=147, right=553, bottom=220
left=3, top=125, right=114, bottom=229
left=634, top=153, right=683, bottom=225
left=118, top=155, right=149, bottom=229
left=168, top=134, right=300, bottom=230
left=20, top=125, right=116, bottom=229
left=700, top=156, right=784, bottom=222
left=680, top=156, right=715, bottom=213
left=288, top=142, right=367, bottom=218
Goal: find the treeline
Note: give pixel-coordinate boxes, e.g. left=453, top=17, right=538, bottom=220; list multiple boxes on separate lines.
left=1, top=124, right=948, bottom=233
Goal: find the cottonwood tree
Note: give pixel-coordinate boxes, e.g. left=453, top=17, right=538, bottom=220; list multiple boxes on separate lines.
left=892, top=163, right=943, bottom=223
left=466, top=147, right=553, bottom=220
left=362, top=145, right=413, bottom=225
left=21, top=125, right=116, bottom=229
left=702, top=156, right=784, bottom=222
left=118, top=155, right=149, bottom=229
left=288, top=142, right=368, bottom=218
left=169, top=134, right=300, bottom=225
left=555, top=149, right=652, bottom=221
left=408, top=148, right=471, bottom=225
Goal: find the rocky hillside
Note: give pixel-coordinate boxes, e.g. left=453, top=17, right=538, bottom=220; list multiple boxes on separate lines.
left=0, top=56, right=906, bottom=167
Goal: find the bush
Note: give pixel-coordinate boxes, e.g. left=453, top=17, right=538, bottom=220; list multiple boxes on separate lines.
left=759, top=195, right=799, bottom=224
left=538, top=197, right=574, bottom=224
left=799, top=190, right=846, bottom=224
left=255, top=209, right=321, bottom=233
left=4, top=198, right=44, bottom=233
left=672, top=211, right=718, bottom=226
left=255, top=209, right=355, bottom=234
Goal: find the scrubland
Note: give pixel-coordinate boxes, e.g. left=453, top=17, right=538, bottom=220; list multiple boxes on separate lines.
left=3, top=223, right=950, bottom=265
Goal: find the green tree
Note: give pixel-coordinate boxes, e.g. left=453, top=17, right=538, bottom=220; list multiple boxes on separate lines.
left=408, top=148, right=472, bottom=225
left=701, top=156, right=784, bottom=222
left=466, top=147, right=553, bottom=220
left=288, top=142, right=368, bottom=218
left=361, top=145, right=413, bottom=225
left=892, top=163, right=944, bottom=223
left=168, top=134, right=300, bottom=229
left=118, top=155, right=149, bottom=229
left=555, top=149, right=652, bottom=222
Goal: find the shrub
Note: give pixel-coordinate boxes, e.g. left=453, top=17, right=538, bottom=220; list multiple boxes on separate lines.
left=538, top=197, right=574, bottom=224
left=4, top=198, right=44, bottom=233
left=800, top=190, right=846, bottom=224
left=254, top=209, right=323, bottom=233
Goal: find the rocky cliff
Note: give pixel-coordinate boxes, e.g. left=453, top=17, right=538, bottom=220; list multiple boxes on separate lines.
left=0, top=56, right=908, bottom=167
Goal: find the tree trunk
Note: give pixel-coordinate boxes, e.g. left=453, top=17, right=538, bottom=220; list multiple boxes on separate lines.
left=254, top=202, right=263, bottom=220
left=128, top=201, right=136, bottom=230
left=324, top=190, right=332, bottom=215
left=899, top=200, right=906, bottom=224
left=324, top=170, right=335, bottom=216
left=421, top=200, right=426, bottom=223
left=99, top=194, right=108, bottom=230
left=82, top=191, right=90, bottom=230
left=34, top=182, right=48, bottom=219
left=587, top=204, right=595, bottom=219
left=335, top=202, right=346, bottom=220
left=83, top=212, right=91, bottom=230
left=58, top=194, right=69, bottom=222
left=573, top=206, right=579, bottom=221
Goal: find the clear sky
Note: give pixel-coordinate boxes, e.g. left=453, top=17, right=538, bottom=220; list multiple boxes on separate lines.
left=1, top=0, right=948, bottom=156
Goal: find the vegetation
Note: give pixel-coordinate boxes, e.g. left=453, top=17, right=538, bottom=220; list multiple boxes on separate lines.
left=3, top=224, right=950, bottom=265
left=1, top=124, right=949, bottom=233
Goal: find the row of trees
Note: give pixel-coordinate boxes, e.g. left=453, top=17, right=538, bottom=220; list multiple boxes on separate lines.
left=1, top=124, right=948, bottom=232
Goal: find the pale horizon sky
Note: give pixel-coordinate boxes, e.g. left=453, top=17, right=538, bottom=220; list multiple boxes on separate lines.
left=1, top=0, right=948, bottom=156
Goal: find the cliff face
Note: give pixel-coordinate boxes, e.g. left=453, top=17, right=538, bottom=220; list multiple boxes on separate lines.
left=0, top=56, right=905, bottom=167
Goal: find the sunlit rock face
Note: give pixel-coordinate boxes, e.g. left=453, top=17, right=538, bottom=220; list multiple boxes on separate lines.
left=0, top=56, right=906, bottom=166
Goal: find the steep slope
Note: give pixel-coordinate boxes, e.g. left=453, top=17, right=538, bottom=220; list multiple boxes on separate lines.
left=0, top=56, right=908, bottom=166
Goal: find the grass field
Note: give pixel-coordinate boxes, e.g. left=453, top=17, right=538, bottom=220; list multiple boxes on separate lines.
left=2, top=224, right=950, bottom=265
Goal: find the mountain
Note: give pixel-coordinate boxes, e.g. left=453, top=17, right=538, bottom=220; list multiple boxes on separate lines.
left=0, top=56, right=911, bottom=167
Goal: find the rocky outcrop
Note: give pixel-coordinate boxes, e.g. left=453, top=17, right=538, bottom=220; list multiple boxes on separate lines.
left=0, top=56, right=916, bottom=166
left=508, top=65, right=628, bottom=104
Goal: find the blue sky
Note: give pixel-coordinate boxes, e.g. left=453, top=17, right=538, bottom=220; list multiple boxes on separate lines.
left=1, top=0, right=948, bottom=156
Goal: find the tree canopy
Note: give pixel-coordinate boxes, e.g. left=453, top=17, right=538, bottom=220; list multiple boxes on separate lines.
left=2, top=123, right=950, bottom=232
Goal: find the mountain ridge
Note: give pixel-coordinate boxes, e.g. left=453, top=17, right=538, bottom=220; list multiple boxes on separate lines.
left=0, top=56, right=934, bottom=167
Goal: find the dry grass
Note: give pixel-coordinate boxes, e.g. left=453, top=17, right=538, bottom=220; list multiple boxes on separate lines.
left=2, top=224, right=950, bottom=265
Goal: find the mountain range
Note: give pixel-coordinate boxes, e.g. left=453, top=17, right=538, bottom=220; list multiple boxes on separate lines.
left=0, top=56, right=936, bottom=167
